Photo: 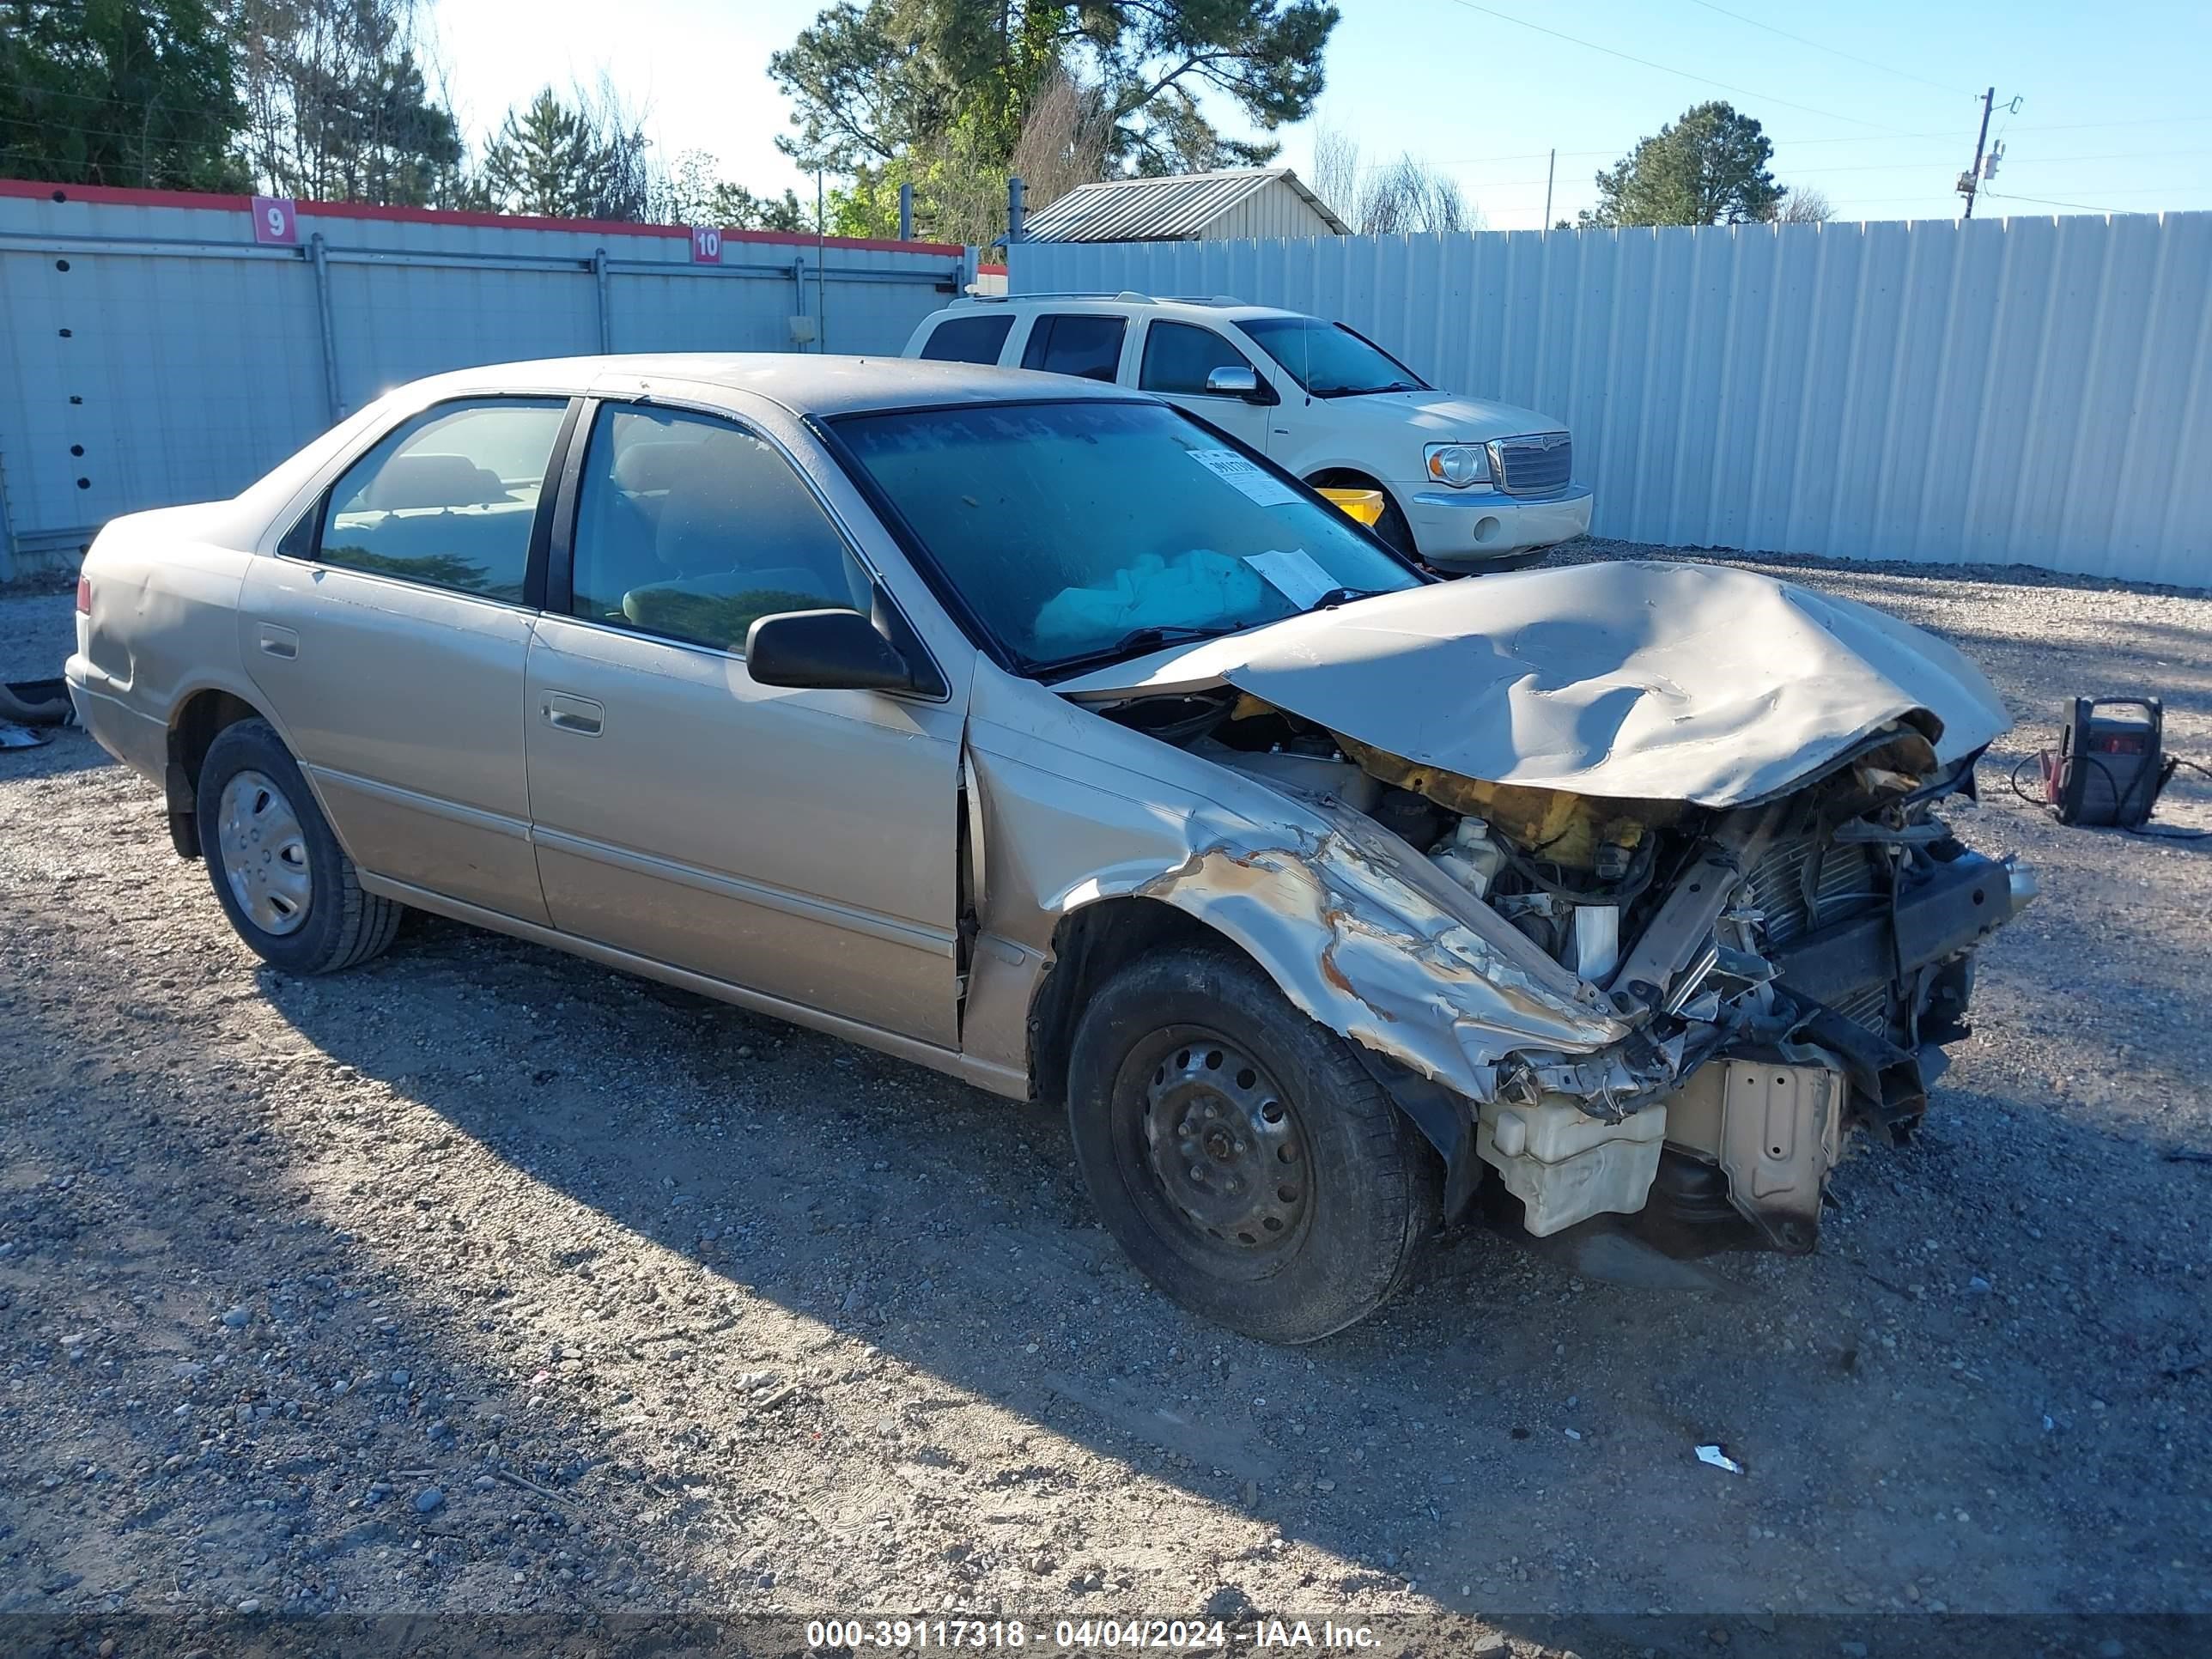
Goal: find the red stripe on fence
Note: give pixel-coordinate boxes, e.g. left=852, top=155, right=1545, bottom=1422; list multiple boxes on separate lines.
left=0, top=179, right=965, bottom=254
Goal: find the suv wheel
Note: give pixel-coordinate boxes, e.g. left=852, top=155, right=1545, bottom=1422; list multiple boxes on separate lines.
left=1066, top=945, right=1439, bottom=1343
left=197, top=718, right=402, bottom=974
left=1370, top=495, right=1417, bottom=559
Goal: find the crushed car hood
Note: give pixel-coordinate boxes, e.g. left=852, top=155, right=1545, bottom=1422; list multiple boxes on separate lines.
left=1057, top=560, right=2012, bottom=807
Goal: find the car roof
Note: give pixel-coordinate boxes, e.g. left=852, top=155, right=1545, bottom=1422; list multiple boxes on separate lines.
left=938, top=293, right=1306, bottom=327
left=381, top=353, right=1146, bottom=418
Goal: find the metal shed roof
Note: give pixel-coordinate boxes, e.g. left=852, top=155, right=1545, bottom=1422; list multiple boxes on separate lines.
left=1020, top=168, right=1349, bottom=243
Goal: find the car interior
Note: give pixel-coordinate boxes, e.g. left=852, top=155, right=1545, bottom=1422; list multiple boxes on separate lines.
left=568, top=416, right=868, bottom=653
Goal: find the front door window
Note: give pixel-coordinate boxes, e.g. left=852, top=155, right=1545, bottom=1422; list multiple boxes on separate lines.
left=568, top=405, right=868, bottom=653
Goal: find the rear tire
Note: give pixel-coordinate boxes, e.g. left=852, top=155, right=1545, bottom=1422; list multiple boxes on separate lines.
left=1066, top=945, right=1440, bottom=1343
left=196, top=719, right=401, bottom=975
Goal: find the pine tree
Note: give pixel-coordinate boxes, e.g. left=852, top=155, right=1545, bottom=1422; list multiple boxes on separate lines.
left=1581, top=102, right=1784, bottom=228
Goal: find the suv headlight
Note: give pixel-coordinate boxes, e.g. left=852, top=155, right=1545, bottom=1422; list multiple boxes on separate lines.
left=1424, top=442, right=1491, bottom=488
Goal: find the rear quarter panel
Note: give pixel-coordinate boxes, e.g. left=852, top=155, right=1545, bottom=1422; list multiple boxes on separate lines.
left=74, top=506, right=264, bottom=786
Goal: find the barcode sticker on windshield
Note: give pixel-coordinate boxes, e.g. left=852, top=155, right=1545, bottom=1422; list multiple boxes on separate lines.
left=1188, top=447, right=1299, bottom=507
left=1244, top=548, right=1337, bottom=608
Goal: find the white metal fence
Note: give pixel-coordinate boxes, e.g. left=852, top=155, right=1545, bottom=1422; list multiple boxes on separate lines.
left=0, top=181, right=976, bottom=578
left=1012, top=213, right=2212, bottom=587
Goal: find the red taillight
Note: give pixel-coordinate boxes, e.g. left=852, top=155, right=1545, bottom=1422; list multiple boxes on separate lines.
left=76, top=574, right=90, bottom=615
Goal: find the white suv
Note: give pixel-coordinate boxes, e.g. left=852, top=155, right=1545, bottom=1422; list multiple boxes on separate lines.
left=902, top=292, right=1593, bottom=569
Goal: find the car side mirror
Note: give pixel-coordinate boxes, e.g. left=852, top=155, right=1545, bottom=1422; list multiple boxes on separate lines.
left=745, top=607, right=919, bottom=694
left=1205, top=365, right=1274, bottom=404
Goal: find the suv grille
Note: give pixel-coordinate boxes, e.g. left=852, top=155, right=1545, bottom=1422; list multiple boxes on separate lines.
left=1491, top=432, right=1572, bottom=497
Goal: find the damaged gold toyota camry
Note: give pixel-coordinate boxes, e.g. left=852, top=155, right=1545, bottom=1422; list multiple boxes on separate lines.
left=68, top=356, right=2034, bottom=1342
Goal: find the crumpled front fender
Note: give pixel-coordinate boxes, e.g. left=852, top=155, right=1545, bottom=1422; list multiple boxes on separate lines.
left=1105, top=802, right=1638, bottom=1106
left=963, top=686, right=1653, bottom=1115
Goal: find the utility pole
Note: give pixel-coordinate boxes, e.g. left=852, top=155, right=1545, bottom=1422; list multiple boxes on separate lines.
left=1543, top=148, right=1555, bottom=230
left=1960, top=87, right=1995, bottom=219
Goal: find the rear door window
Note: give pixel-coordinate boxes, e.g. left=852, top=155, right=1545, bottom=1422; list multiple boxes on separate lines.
left=919, top=313, right=1015, bottom=364
left=1018, top=314, right=1127, bottom=383
left=312, top=398, right=567, bottom=602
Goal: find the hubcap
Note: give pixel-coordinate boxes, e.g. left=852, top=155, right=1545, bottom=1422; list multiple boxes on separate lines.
left=217, top=769, right=313, bottom=936
left=1142, top=1037, right=1308, bottom=1251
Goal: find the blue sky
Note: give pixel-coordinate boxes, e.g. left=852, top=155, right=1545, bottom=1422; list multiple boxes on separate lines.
left=427, top=0, right=2212, bottom=228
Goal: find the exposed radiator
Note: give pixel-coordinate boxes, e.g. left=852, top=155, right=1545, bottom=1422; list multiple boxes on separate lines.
left=1828, top=981, right=1892, bottom=1033
left=1744, top=837, right=1886, bottom=950
left=1747, top=837, right=1896, bottom=1033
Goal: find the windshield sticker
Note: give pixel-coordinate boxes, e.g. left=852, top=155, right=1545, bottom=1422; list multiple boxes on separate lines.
left=1243, top=548, right=1338, bottom=608
left=1188, top=447, right=1300, bottom=507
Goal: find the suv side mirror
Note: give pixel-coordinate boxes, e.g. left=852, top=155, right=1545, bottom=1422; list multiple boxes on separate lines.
left=1205, top=365, right=1274, bottom=404
left=745, top=607, right=918, bottom=693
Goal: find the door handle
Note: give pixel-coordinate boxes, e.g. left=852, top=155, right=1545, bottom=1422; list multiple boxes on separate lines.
left=543, top=691, right=604, bottom=736
left=258, top=623, right=299, bottom=659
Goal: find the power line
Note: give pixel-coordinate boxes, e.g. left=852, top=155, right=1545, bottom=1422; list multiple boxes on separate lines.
left=1786, top=147, right=2212, bottom=175
left=1676, top=0, right=1976, bottom=97
left=1391, top=113, right=2212, bottom=175
left=1413, top=134, right=2005, bottom=167
left=1431, top=0, right=1919, bottom=132
left=2002, top=114, right=2212, bottom=132
left=1756, top=114, right=2212, bottom=144
left=1980, top=190, right=2125, bottom=212
left=1981, top=188, right=2147, bottom=210
left=1394, top=146, right=2212, bottom=186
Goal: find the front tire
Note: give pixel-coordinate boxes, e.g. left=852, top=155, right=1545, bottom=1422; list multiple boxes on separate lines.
left=1370, top=495, right=1418, bottom=560
left=196, top=719, right=401, bottom=974
left=1066, top=946, right=1440, bottom=1343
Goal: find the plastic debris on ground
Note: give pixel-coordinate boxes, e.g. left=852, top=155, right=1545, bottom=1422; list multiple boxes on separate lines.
left=1695, top=1443, right=1747, bottom=1474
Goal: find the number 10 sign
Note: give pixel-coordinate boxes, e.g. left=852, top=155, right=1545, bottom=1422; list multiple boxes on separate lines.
left=690, top=226, right=724, bottom=264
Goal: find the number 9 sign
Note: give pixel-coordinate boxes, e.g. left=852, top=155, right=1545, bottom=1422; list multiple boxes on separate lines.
left=251, top=195, right=299, bottom=246
left=690, top=226, right=723, bottom=264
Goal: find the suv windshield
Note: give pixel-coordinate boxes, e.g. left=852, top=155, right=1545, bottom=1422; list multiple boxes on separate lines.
left=1240, top=316, right=1429, bottom=398
left=833, top=400, right=1420, bottom=674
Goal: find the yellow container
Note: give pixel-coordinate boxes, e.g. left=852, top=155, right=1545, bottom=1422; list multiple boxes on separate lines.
left=1316, top=486, right=1385, bottom=527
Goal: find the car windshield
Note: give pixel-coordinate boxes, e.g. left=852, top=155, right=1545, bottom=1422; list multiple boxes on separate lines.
left=834, top=400, right=1421, bottom=674
left=1239, top=316, right=1429, bottom=398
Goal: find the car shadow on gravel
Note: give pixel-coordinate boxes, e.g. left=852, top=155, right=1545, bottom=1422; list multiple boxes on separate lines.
left=0, top=728, right=118, bottom=784
left=191, top=905, right=2211, bottom=1626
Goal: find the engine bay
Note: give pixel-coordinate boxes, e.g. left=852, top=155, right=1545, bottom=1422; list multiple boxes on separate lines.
left=1098, top=684, right=2034, bottom=1252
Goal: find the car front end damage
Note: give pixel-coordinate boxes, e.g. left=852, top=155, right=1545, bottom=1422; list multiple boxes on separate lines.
left=1061, top=562, right=2034, bottom=1254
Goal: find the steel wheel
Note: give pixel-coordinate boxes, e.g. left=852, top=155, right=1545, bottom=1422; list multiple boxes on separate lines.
left=1066, top=945, right=1441, bottom=1342
left=216, top=769, right=313, bottom=936
left=1143, top=1033, right=1310, bottom=1257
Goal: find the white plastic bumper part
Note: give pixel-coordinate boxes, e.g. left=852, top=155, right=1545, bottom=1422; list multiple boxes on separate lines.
left=1406, top=483, right=1594, bottom=568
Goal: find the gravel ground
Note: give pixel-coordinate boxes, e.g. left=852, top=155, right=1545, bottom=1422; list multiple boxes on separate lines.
left=2, top=545, right=2209, bottom=1655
